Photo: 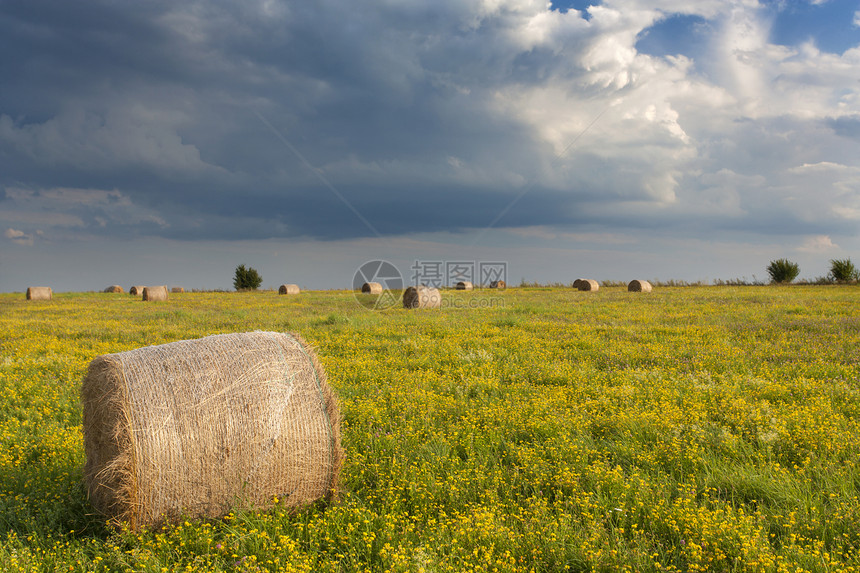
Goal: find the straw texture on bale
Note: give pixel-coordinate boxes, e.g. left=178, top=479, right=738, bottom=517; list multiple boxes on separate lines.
left=628, top=279, right=652, bottom=293
left=104, top=285, right=124, bottom=294
left=171, top=287, right=185, bottom=294
left=142, top=286, right=169, bottom=301
left=81, top=331, right=342, bottom=530
left=489, top=280, right=506, bottom=289
left=403, top=286, right=441, bottom=309
left=572, top=279, right=584, bottom=289
left=26, top=286, right=52, bottom=300
left=129, top=286, right=145, bottom=296
left=455, top=281, right=473, bottom=291
left=361, top=282, right=382, bottom=294
left=578, top=279, right=600, bottom=292
left=279, top=284, right=300, bottom=295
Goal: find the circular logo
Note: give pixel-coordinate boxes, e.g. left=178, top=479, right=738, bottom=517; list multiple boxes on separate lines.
left=352, top=260, right=403, bottom=310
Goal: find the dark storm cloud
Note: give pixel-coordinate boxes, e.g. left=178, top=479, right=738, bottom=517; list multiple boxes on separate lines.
left=829, top=116, right=860, bottom=140
left=0, top=0, right=570, bottom=241
left=0, top=1, right=184, bottom=108
left=153, top=184, right=580, bottom=241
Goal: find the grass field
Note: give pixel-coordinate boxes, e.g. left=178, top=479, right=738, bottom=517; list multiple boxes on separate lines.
left=1, top=286, right=859, bottom=572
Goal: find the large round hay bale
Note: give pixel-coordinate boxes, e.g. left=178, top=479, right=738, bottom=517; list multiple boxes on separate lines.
left=578, top=279, right=599, bottom=292
left=81, top=331, right=342, bottom=530
left=279, top=284, right=300, bottom=295
left=129, top=286, right=145, bottom=296
left=489, top=280, right=506, bottom=289
left=142, top=286, right=169, bottom=301
left=26, top=286, right=52, bottom=300
left=361, top=282, right=382, bottom=294
left=403, top=286, right=441, bottom=309
left=455, top=281, right=473, bottom=291
left=628, top=279, right=652, bottom=293
left=572, top=279, right=585, bottom=289
left=171, top=287, right=185, bottom=294
left=104, top=285, right=124, bottom=294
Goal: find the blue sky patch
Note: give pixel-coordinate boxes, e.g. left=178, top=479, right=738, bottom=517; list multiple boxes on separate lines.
left=766, top=0, right=860, bottom=54
left=549, top=0, right=599, bottom=19
left=635, top=14, right=712, bottom=61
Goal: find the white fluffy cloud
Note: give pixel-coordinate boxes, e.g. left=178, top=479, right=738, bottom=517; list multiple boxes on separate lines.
left=471, top=0, right=859, bottom=229
left=798, top=234, right=838, bottom=252
left=4, top=228, right=35, bottom=246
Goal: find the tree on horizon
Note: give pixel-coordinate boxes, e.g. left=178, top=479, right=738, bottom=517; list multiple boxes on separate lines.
left=233, top=264, right=263, bottom=291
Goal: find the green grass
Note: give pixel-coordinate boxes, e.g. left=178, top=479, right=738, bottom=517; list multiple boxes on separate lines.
left=1, top=286, right=859, bottom=571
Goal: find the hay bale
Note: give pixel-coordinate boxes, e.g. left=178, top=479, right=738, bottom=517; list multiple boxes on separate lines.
left=104, top=285, right=124, bottom=294
left=455, top=281, right=473, bottom=291
left=279, top=284, right=300, bottom=295
left=361, top=282, right=382, bottom=294
left=628, top=279, right=652, bottom=293
left=26, top=286, right=52, bottom=300
left=129, top=286, right=146, bottom=296
left=403, top=286, right=441, bottom=309
left=81, top=331, right=342, bottom=530
left=572, top=279, right=584, bottom=289
left=142, top=286, right=169, bottom=301
left=171, top=287, right=185, bottom=294
left=489, top=280, right=506, bottom=289
left=577, top=279, right=599, bottom=292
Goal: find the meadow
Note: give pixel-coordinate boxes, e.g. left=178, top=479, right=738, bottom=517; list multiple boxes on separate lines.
left=1, top=285, right=859, bottom=572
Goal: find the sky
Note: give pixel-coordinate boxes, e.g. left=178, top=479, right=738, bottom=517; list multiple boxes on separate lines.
left=1, top=0, right=859, bottom=292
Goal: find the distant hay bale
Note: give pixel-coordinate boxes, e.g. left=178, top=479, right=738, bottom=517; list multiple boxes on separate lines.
left=577, top=279, right=599, bottom=292
left=628, top=280, right=652, bottom=293
left=81, top=331, right=342, bottom=530
left=129, top=286, right=145, bottom=296
left=279, top=284, right=300, bottom=295
left=572, top=279, right=585, bottom=289
left=171, top=287, right=185, bottom=294
left=489, top=280, right=506, bottom=289
left=142, top=286, right=169, bottom=301
left=361, top=282, right=382, bottom=294
left=455, top=281, right=473, bottom=291
left=26, top=287, right=52, bottom=301
left=403, top=286, right=441, bottom=309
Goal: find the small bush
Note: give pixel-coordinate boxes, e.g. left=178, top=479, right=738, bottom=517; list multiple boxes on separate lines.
left=233, top=264, right=263, bottom=291
left=828, top=259, right=859, bottom=283
left=766, top=259, right=800, bottom=284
